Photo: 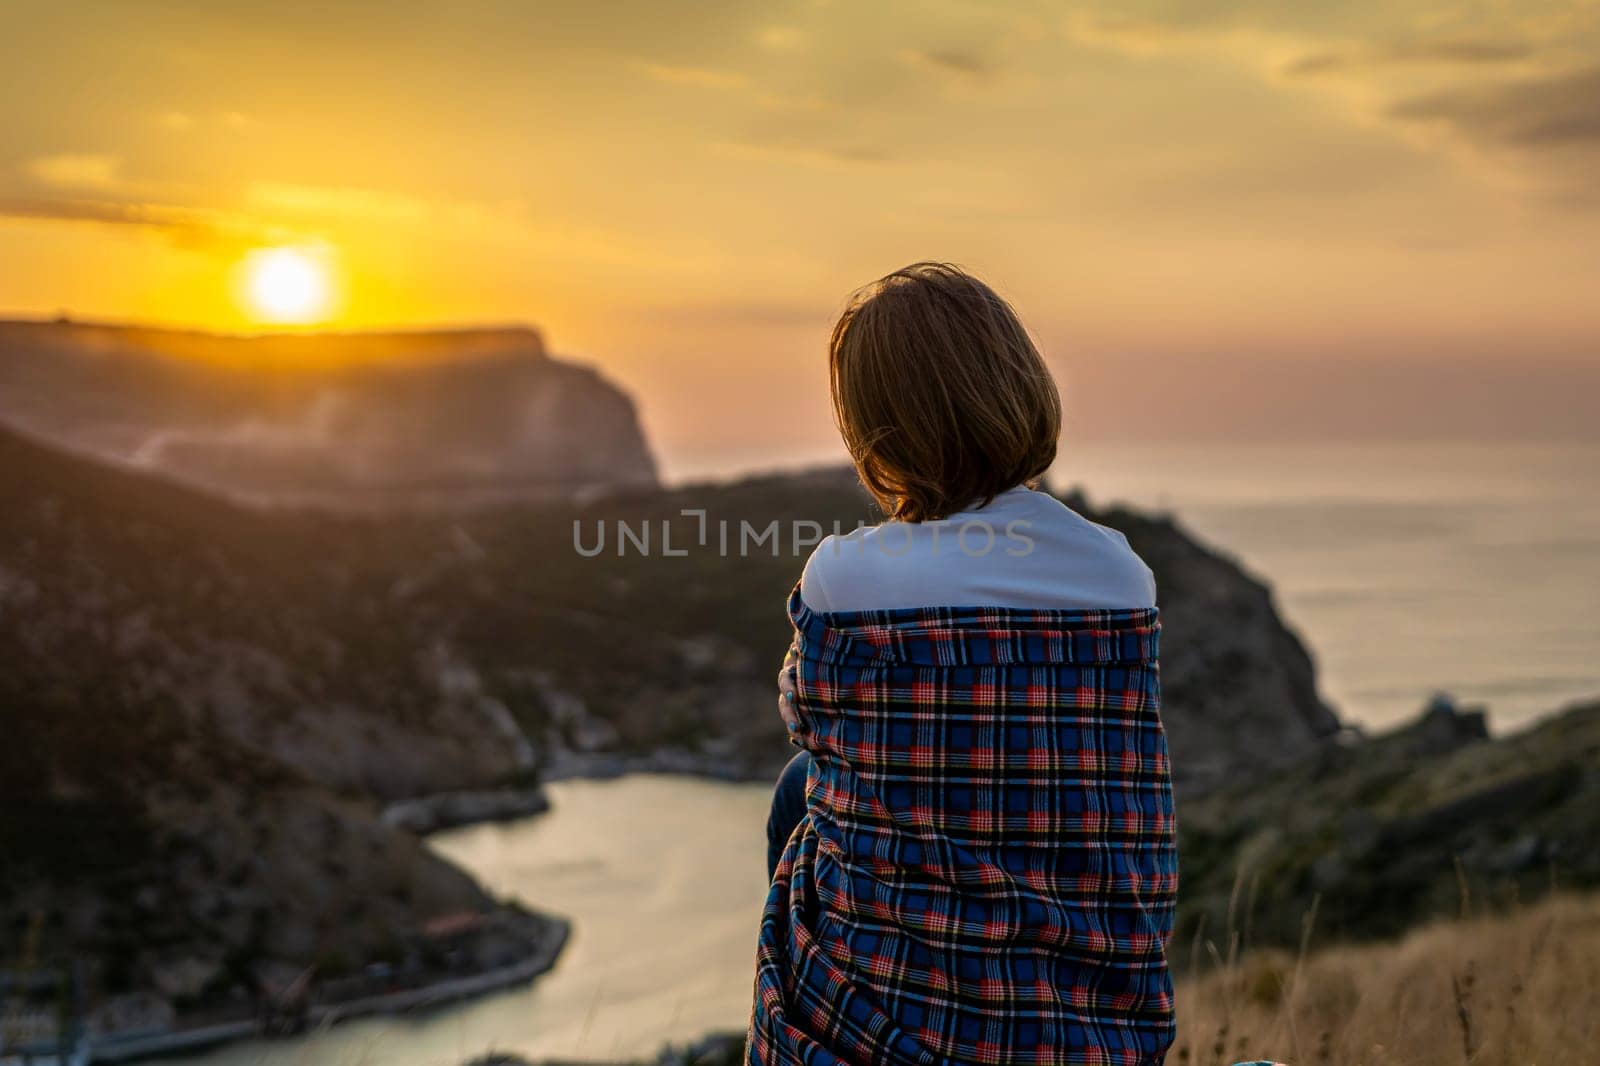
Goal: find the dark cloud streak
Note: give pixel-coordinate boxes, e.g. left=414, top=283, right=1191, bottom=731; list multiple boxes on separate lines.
left=899, top=47, right=996, bottom=81
left=0, top=196, right=288, bottom=252
left=1286, top=37, right=1535, bottom=76
left=1389, top=64, right=1600, bottom=148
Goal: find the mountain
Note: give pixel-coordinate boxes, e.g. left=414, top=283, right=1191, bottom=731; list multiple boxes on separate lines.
left=1075, top=493, right=1340, bottom=790
left=0, top=319, right=658, bottom=508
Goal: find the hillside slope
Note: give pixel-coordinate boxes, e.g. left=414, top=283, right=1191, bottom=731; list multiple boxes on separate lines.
left=1179, top=696, right=1600, bottom=951
left=0, top=424, right=562, bottom=1018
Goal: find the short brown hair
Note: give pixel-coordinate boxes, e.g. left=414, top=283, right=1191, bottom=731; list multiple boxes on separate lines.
left=828, top=262, right=1061, bottom=522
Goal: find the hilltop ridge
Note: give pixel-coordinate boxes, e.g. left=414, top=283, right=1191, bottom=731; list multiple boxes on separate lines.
left=0, top=318, right=658, bottom=509
left=0, top=318, right=552, bottom=367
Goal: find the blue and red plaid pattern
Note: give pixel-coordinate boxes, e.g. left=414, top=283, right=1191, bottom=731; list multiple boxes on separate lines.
left=749, top=585, right=1177, bottom=1065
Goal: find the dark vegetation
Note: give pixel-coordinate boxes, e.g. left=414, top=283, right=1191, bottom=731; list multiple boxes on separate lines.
left=1178, top=697, right=1600, bottom=953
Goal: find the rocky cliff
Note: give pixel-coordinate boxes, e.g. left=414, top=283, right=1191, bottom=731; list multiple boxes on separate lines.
left=1068, top=492, right=1341, bottom=793
left=0, top=319, right=658, bottom=508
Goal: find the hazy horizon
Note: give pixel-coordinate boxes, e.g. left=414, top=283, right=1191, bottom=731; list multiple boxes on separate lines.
left=2, top=314, right=1595, bottom=479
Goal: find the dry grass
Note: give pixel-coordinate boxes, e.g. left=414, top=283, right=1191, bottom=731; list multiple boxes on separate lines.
left=1172, top=892, right=1600, bottom=1066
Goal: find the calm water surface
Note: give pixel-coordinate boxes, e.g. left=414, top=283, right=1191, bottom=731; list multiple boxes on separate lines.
left=1060, top=442, right=1600, bottom=731
left=164, top=775, right=773, bottom=1065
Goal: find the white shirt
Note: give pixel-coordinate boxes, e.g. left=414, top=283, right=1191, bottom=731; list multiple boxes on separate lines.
left=800, top=486, right=1156, bottom=613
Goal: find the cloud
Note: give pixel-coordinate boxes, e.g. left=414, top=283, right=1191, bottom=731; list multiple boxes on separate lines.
left=154, top=111, right=255, bottom=134
left=1389, top=64, right=1600, bottom=149
left=634, top=61, right=749, bottom=90
left=899, top=47, right=995, bottom=81
left=755, top=26, right=807, bottom=52
left=0, top=196, right=290, bottom=253
left=754, top=91, right=830, bottom=113
left=1062, top=12, right=1217, bottom=57
left=1285, top=38, right=1537, bottom=77
left=1060, top=6, right=1599, bottom=201
left=24, top=154, right=121, bottom=190
left=712, top=141, right=891, bottom=168
left=247, top=182, right=525, bottom=239
left=249, top=181, right=665, bottom=267
left=1062, top=10, right=1309, bottom=77
left=633, top=300, right=833, bottom=329
left=249, top=182, right=435, bottom=223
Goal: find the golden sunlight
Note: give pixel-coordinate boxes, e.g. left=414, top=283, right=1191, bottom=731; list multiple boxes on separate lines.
left=238, top=246, right=335, bottom=325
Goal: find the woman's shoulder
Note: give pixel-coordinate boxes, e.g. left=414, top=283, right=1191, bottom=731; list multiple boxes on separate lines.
left=798, top=489, right=1155, bottom=612
left=798, top=525, right=906, bottom=613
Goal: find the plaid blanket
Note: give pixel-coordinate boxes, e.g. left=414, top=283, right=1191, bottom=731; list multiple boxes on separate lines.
left=749, top=586, right=1177, bottom=1065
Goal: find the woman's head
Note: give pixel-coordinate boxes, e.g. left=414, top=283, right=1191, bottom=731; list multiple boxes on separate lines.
left=829, top=262, right=1061, bottom=522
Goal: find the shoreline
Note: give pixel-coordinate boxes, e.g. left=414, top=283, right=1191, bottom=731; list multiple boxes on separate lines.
left=94, top=755, right=767, bottom=1066
left=381, top=787, right=554, bottom=836
left=377, top=754, right=778, bottom=843
left=89, top=920, right=570, bottom=1064
left=538, top=749, right=784, bottom=788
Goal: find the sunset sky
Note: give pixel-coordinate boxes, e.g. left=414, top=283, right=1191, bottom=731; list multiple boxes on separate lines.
left=3, top=0, right=1598, bottom=470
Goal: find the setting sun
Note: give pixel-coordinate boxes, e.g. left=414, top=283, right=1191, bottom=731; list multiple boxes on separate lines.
left=239, top=246, right=334, bottom=325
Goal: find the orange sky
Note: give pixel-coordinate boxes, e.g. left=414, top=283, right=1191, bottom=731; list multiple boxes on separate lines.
left=2, top=1, right=1598, bottom=469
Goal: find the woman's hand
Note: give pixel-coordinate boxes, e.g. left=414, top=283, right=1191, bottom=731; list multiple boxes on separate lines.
left=777, top=640, right=809, bottom=748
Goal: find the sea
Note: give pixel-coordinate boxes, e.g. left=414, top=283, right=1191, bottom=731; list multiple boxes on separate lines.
left=158, top=441, right=1600, bottom=1066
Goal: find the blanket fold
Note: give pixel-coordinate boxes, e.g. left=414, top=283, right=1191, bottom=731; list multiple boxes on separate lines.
left=749, top=585, right=1177, bottom=1065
